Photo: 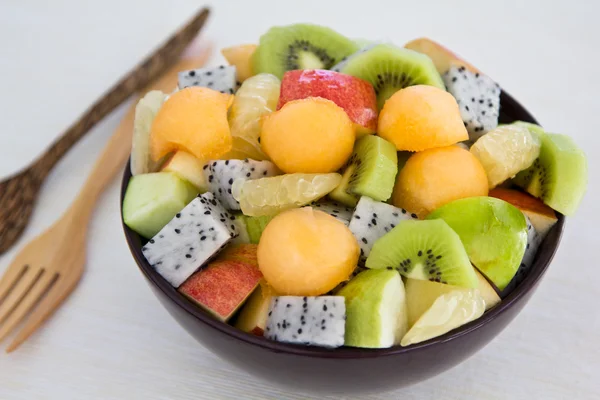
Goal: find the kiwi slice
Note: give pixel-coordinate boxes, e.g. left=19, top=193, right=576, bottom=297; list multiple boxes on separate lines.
left=252, top=24, right=358, bottom=79
left=329, top=135, right=398, bottom=207
left=334, top=44, right=445, bottom=109
left=366, top=219, right=478, bottom=288
left=513, top=132, right=587, bottom=215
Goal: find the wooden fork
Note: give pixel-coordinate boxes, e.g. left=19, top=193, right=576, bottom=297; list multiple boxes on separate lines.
left=0, top=52, right=210, bottom=353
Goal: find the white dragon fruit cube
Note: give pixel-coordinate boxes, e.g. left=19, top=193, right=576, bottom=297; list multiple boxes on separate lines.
left=141, top=193, right=238, bottom=287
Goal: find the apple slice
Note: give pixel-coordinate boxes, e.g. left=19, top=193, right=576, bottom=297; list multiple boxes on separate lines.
left=278, top=69, right=377, bottom=136
left=221, top=44, right=257, bottom=82
left=161, top=151, right=208, bottom=192
left=179, top=244, right=262, bottom=322
left=489, top=188, right=558, bottom=239
left=234, top=282, right=277, bottom=336
left=404, top=37, right=479, bottom=75
left=405, top=270, right=500, bottom=328
left=337, top=269, right=408, bottom=348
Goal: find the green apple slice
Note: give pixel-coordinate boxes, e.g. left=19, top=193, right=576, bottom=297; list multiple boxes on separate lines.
left=337, top=269, right=407, bottom=348
left=401, top=289, right=485, bottom=346
left=427, top=197, right=527, bottom=291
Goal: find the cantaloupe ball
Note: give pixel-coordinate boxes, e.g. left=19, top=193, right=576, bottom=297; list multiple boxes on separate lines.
left=393, top=146, right=488, bottom=218
left=378, top=85, right=468, bottom=151
left=151, top=87, right=233, bottom=161
left=257, top=207, right=359, bottom=295
left=261, top=98, right=355, bottom=173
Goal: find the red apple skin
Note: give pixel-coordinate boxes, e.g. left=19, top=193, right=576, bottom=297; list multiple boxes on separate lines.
left=178, top=245, right=262, bottom=322
left=489, top=188, right=558, bottom=239
left=278, top=70, right=378, bottom=135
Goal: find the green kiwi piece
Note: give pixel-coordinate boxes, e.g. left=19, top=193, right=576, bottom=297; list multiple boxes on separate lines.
left=243, top=215, right=275, bottom=244
left=334, top=44, right=445, bottom=109
left=427, top=197, right=527, bottom=291
left=513, top=133, right=587, bottom=215
left=329, top=135, right=398, bottom=207
left=366, top=219, right=478, bottom=288
left=252, top=23, right=358, bottom=79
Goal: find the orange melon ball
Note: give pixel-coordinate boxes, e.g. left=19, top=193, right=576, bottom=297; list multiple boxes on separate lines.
left=378, top=85, right=468, bottom=151
left=150, top=87, right=233, bottom=161
left=257, top=207, right=359, bottom=295
left=393, top=146, right=488, bottom=218
left=261, top=98, right=355, bottom=173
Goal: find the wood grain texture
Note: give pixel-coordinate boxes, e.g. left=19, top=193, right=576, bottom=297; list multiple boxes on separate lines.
left=0, top=7, right=209, bottom=255
left=0, top=1, right=598, bottom=399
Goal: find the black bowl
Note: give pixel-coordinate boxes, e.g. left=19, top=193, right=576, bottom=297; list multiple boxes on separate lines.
left=121, top=90, right=564, bottom=395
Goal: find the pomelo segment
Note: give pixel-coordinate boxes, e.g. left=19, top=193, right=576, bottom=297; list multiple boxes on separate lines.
left=232, top=173, right=342, bottom=216
left=470, top=125, right=541, bottom=188
left=150, top=87, right=233, bottom=161
left=378, top=85, right=468, bottom=152
left=131, top=90, right=168, bottom=175
left=392, top=146, right=488, bottom=218
left=405, top=270, right=500, bottom=328
left=122, top=172, right=198, bottom=238
left=225, top=73, right=281, bottom=161
left=401, top=290, right=485, bottom=346
left=257, top=208, right=359, bottom=296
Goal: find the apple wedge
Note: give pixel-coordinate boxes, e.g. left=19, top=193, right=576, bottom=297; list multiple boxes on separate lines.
left=179, top=244, right=262, bottom=322
left=489, top=188, right=558, bottom=239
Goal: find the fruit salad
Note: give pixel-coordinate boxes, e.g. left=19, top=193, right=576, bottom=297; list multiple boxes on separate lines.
left=122, top=24, right=588, bottom=349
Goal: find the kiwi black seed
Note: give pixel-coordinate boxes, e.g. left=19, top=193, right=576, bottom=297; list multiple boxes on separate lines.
left=252, top=23, right=358, bottom=79
left=366, top=219, right=478, bottom=288
left=513, top=132, right=587, bottom=216
left=329, top=135, right=398, bottom=207
left=335, top=44, right=445, bottom=109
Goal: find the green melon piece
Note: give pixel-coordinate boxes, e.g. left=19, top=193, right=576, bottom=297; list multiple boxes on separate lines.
left=337, top=269, right=407, bottom=348
left=427, top=197, right=527, bottom=291
left=123, top=172, right=198, bottom=238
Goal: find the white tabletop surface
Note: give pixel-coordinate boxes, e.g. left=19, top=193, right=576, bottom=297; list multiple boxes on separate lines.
left=1, top=0, right=598, bottom=399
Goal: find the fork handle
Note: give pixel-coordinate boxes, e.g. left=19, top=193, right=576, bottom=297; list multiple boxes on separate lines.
left=29, top=7, right=210, bottom=184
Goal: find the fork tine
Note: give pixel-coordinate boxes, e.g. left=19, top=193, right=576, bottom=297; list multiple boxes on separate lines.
left=0, top=266, right=42, bottom=323
left=0, top=262, right=28, bottom=302
left=5, top=269, right=81, bottom=353
left=0, top=271, right=57, bottom=343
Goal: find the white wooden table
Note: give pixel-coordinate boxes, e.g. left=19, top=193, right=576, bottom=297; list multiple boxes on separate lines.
left=1, top=1, right=598, bottom=398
